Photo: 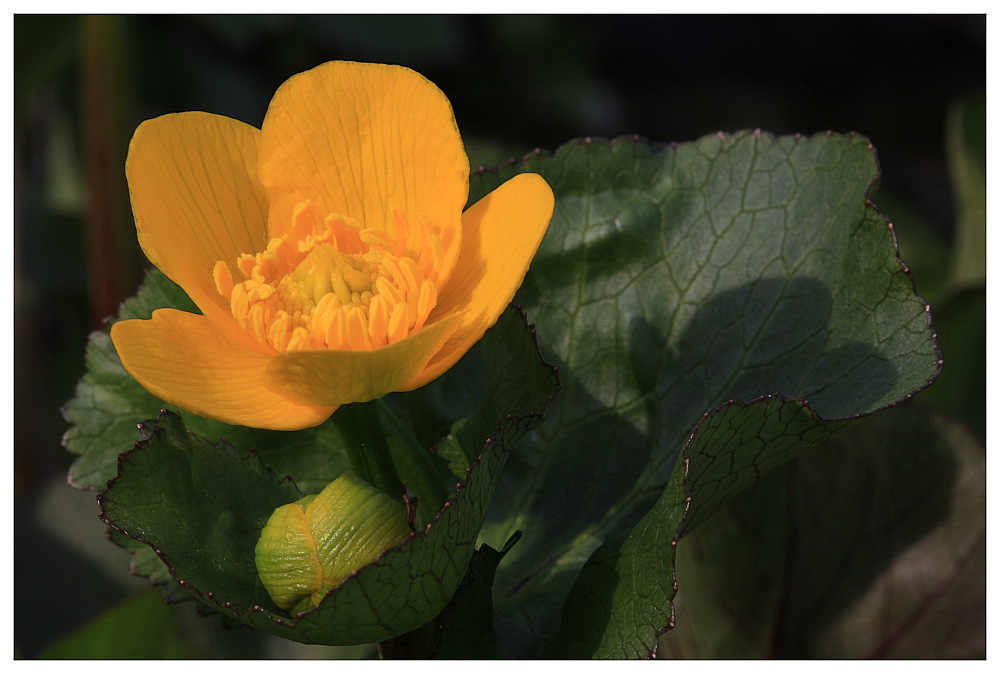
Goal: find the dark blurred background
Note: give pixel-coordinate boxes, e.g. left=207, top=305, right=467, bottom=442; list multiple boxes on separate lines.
left=13, top=14, right=985, bottom=658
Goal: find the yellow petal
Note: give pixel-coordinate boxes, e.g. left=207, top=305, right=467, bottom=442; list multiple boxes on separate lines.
left=126, top=112, right=269, bottom=350
left=258, top=61, right=468, bottom=288
left=261, top=310, right=465, bottom=408
left=403, top=173, right=554, bottom=390
left=110, top=309, right=336, bottom=430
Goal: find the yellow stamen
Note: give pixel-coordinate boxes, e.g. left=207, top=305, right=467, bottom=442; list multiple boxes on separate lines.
left=214, top=201, right=443, bottom=353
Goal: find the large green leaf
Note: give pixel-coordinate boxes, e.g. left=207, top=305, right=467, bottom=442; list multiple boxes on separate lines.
left=443, top=131, right=942, bottom=656
left=658, top=403, right=984, bottom=658
left=96, top=305, right=558, bottom=646
left=553, top=396, right=852, bottom=657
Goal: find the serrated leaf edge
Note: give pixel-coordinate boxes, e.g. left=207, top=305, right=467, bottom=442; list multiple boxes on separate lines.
left=94, top=306, right=559, bottom=640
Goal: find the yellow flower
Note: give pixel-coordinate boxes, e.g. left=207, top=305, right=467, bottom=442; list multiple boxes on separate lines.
left=110, top=61, right=554, bottom=430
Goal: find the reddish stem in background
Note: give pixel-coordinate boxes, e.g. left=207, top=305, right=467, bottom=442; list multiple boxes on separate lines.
left=81, top=15, right=139, bottom=326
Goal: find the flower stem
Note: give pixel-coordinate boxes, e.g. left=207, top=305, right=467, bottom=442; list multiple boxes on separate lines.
left=379, top=403, right=452, bottom=526
left=335, top=401, right=404, bottom=502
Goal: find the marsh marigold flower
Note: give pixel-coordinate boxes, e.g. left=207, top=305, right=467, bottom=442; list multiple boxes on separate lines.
left=110, top=61, right=554, bottom=430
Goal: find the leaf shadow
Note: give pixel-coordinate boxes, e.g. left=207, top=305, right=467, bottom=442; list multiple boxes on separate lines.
left=500, top=275, right=909, bottom=656
left=636, top=276, right=903, bottom=430
left=664, top=403, right=964, bottom=658
left=775, top=404, right=962, bottom=656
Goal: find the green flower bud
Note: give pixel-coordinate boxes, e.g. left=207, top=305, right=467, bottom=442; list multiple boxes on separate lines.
left=255, top=473, right=411, bottom=613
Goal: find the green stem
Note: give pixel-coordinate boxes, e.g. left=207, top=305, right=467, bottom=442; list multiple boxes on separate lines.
left=379, top=403, right=452, bottom=526
left=334, top=401, right=404, bottom=502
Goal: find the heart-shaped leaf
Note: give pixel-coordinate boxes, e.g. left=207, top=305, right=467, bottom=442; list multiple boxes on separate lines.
left=435, top=131, right=942, bottom=656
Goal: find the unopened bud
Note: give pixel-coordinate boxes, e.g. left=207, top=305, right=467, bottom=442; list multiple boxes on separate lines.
left=255, top=473, right=410, bottom=613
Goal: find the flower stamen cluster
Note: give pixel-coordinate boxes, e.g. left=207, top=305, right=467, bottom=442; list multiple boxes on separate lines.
left=213, top=202, right=443, bottom=353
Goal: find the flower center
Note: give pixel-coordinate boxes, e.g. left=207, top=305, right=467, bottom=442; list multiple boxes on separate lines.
left=214, top=202, right=443, bottom=352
